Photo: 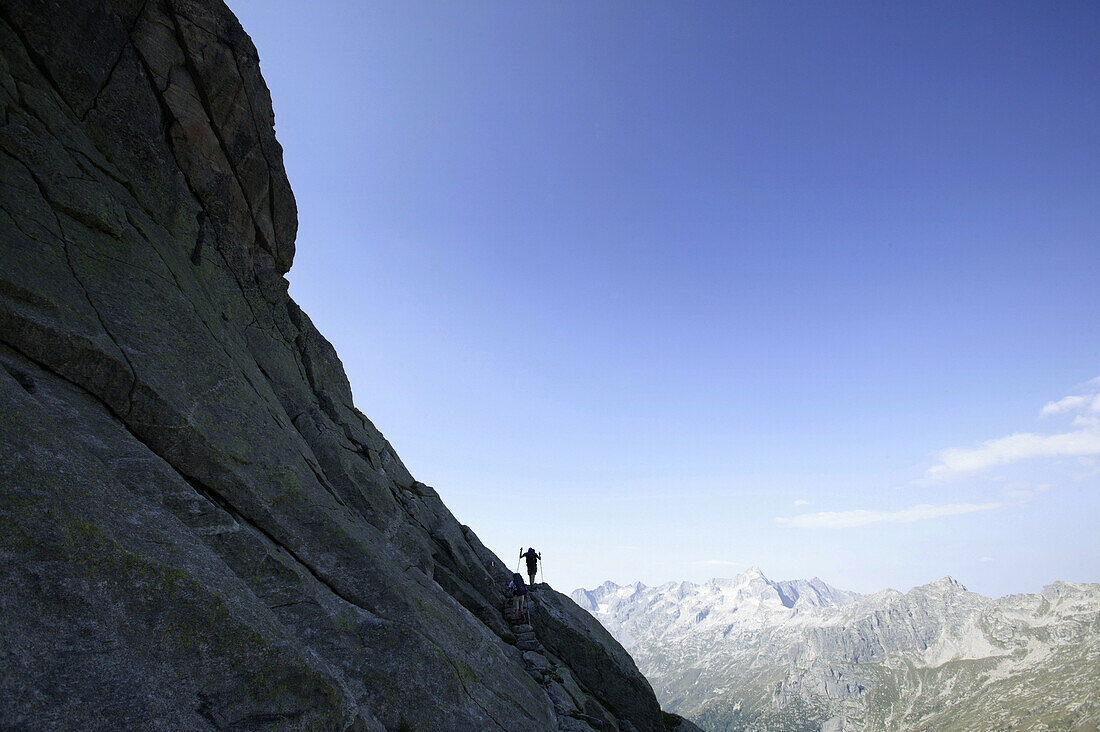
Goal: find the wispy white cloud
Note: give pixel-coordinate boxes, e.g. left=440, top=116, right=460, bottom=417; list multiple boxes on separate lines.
left=978, top=556, right=994, bottom=563
left=690, top=559, right=741, bottom=566
left=1040, top=393, right=1100, bottom=417
left=779, top=384, right=1089, bottom=531
left=776, top=502, right=1003, bottom=529
left=928, top=382, right=1100, bottom=479
left=927, top=428, right=1100, bottom=478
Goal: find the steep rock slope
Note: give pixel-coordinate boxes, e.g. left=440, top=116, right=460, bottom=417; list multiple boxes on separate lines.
left=0, top=1, right=692, bottom=729
left=575, top=572, right=1100, bottom=731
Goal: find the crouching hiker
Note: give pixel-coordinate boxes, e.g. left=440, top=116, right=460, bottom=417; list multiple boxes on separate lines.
left=507, top=572, right=529, bottom=619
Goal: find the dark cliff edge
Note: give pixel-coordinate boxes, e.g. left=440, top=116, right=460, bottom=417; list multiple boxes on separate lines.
left=0, top=1, right=700, bottom=730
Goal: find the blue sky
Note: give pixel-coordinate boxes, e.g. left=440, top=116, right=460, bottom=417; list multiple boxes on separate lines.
left=227, top=1, right=1099, bottom=598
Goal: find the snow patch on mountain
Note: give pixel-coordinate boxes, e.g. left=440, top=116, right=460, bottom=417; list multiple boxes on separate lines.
left=573, top=570, right=1100, bottom=731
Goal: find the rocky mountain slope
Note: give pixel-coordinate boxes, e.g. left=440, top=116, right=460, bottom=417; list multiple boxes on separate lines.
left=574, top=571, right=1100, bottom=731
left=0, top=1, right=699, bottom=729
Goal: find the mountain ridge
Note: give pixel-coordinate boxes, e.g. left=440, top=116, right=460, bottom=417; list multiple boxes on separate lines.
left=573, top=569, right=1100, bottom=731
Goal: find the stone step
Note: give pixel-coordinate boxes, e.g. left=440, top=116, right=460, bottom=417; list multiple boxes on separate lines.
left=558, top=712, right=607, bottom=731
left=512, top=624, right=534, bottom=633
left=522, top=650, right=551, bottom=671
left=556, top=719, right=594, bottom=732
left=548, top=681, right=579, bottom=716
left=516, top=638, right=541, bottom=651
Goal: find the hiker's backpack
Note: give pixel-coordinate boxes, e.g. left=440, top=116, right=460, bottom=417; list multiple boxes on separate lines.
left=511, top=572, right=528, bottom=596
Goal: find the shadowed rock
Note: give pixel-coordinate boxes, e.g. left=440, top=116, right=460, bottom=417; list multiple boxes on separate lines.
left=0, top=1, right=684, bottom=729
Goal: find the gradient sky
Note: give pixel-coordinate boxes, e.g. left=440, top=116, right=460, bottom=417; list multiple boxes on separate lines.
left=226, top=0, right=1099, bottom=598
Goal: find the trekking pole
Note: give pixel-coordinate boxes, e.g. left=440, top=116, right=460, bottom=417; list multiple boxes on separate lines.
left=540, top=558, right=545, bottom=587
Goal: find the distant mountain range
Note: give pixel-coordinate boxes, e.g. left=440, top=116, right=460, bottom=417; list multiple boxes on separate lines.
left=573, top=568, right=1100, bottom=731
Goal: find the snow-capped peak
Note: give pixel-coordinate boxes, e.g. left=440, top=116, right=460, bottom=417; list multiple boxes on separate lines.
left=571, top=572, right=1100, bottom=731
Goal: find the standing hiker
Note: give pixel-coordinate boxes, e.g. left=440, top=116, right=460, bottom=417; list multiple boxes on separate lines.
left=520, top=547, right=541, bottom=588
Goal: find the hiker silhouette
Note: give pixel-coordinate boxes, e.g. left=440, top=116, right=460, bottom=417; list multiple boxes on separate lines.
left=520, top=547, right=541, bottom=588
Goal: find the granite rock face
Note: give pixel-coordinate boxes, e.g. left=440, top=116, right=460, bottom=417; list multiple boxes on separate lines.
left=0, top=1, right=682, bottom=729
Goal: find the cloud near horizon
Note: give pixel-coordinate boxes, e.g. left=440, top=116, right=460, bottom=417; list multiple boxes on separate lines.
left=777, top=501, right=1003, bottom=529
left=927, top=380, right=1100, bottom=479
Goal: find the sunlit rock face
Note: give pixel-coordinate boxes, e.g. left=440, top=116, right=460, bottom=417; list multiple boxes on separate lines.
left=575, top=571, right=1100, bottom=731
left=0, top=2, right=697, bottom=729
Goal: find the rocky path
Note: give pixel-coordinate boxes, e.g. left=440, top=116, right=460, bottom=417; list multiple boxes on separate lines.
left=502, top=588, right=615, bottom=731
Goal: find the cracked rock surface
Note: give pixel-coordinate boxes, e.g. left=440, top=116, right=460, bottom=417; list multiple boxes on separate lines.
left=0, top=1, right=690, bottom=729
